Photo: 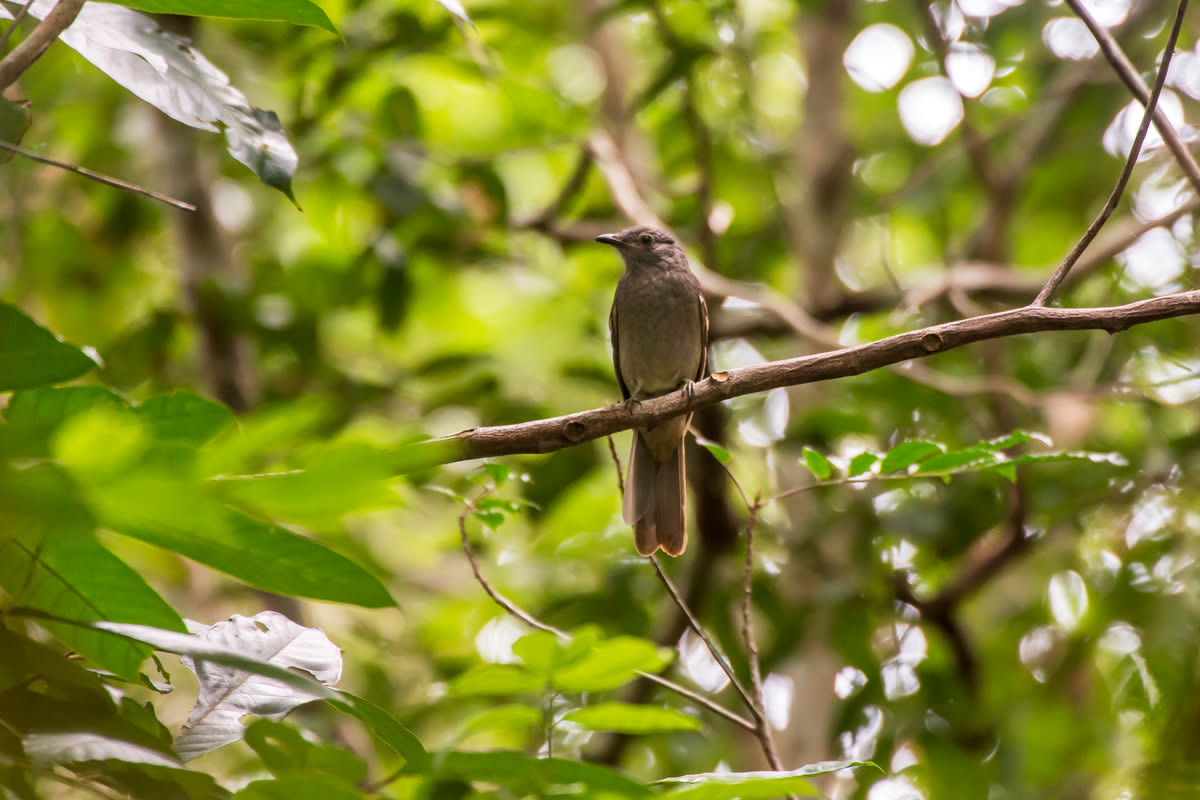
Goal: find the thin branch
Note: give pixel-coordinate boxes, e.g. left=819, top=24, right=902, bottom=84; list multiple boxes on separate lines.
left=1033, top=0, right=1187, bottom=306
left=1063, top=0, right=1200, bottom=197
left=606, top=434, right=625, bottom=495
left=739, top=500, right=786, bottom=772
left=649, top=555, right=761, bottom=721
left=0, top=0, right=34, bottom=52
left=0, top=141, right=197, bottom=211
left=457, top=493, right=756, bottom=733
left=415, top=289, right=1200, bottom=467
left=0, top=0, right=86, bottom=92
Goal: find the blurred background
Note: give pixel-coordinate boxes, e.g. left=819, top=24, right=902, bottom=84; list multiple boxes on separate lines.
left=5, top=0, right=1200, bottom=796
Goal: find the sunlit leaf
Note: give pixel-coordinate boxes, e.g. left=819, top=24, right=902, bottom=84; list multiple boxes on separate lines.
left=848, top=452, right=878, bottom=477
left=801, top=447, right=833, bottom=480
left=449, top=664, right=544, bottom=696
left=878, top=440, right=944, bottom=474
left=564, top=703, right=701, bottom=734
left=656, top=760, right=871, bottom=799
left=109, top=0, right=336, bottom=32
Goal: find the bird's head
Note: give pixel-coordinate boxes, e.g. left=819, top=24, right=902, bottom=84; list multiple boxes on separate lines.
left=595, top=226, right=688, bottom=272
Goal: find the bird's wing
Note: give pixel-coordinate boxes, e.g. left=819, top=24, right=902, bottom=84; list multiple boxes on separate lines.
left=695, top=289, right=710, bottom=382
left=610, top=296, right=630, bottom=401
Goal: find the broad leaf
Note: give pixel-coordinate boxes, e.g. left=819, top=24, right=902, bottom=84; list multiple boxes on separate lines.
left=564, top=703, right=701, bottom=734
left=878, top=440, right=944, bottom=474
left=0, top=525, right=185, bottom=681
left=0, top=1, right=299, bottom=199
left=449, top=664, right=544, bottom=696
left=136, top=392, right=236, bottom=447
left=327, top=691, right=430, bottom=772
left=435, top=750, right=652, bottom=797
left=107, top=0, right=335, bottom=31
left=656, top=760, right=871, bottom=799
left=0, top=304, right=95, bottom=391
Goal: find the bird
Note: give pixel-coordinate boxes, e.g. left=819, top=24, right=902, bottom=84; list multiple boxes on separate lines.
left=596, top=225, right=709, bottom=557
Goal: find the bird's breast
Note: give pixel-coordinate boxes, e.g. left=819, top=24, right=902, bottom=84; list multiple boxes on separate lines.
left=614, top=271, right=704, bottom=399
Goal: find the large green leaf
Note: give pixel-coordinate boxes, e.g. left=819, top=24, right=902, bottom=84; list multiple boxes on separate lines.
left=136, top=391, right=236, bottom=447
left=2, top=387, right=127, bottom=457
left=435, top=750, right=652, bottom=797
left=0, top=304, right=95, bottom=391
left=564, top=703, right=701, bottom=734
left=327, top=692, right=430, bottom=773
left=0, top=526, right=185, bottom=681
left=107, top=0, right=336, bottom=32
left=90, top=475, right=395, bottom=608
left=655, top=761, right=871, bottom=799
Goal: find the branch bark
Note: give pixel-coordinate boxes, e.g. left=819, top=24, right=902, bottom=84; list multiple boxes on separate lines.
left=0, top=0, right=85, bottom=92
left=412, top=290, right=1200, bottom=467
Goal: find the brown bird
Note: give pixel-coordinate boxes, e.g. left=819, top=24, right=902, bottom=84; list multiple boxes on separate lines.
left=597, top=225, right=709, bottom=557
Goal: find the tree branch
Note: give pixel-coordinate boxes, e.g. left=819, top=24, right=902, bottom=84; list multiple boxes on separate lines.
left=1034, top=0, right=1187, bottom=306
left=0, top=0, right=86, bottom=92
left=411, top=290, right=1200, bottom=467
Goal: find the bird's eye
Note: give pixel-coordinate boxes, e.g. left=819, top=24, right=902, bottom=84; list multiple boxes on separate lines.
left=639, top=234, right=653, bottom=245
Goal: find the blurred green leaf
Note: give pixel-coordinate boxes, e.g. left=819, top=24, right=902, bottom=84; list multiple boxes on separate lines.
left=136, top=391, right=235, bottom=446
left=801, top=447, right=833, bottom=480
left=694, top=435, right=731, bottom=464
left=449, top=664, right=544, bottom=696
left=848, top=452, right=878, bottom=477
left=435, top=750, right=652, bottom=797
left=3, top=387, right=128, bottom=457
left=0, top=98, right=30, bottom=164
left=564, top=703, right=701, bottom=734
left=109, top=0, right=336, bottom=31
left=234, top=774, right=362, bottom=800
left=878, top=440, right=944, bottom=474
left=655, top=761, right=871, bottom=799
left=0, top=304, right=96, bottom=391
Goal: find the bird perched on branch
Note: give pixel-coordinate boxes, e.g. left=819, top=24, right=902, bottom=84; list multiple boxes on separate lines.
left=597, top=225, right=709, bottom=557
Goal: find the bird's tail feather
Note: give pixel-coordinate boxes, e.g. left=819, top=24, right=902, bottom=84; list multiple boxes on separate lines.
left=625, top=431, right=687, bottom=556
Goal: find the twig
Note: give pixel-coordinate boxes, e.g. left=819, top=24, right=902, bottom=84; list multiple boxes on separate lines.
left=0, top=0, right=33, bottom=52
left=0, top=0, right=86, bottom=92
left=1034, top=0, right=1187, bottom=306
left=0, top=141, right=197, bottom=211
left=456, top=494, right=756, bottom=733
left=648, top=555, right=760, bottom=721
left=1063, top=0, right=1200, bottom=197
left=416, top=289, right=1200, bottom=467
left=739, top=499, right=786, bottom=772
left=606, top=435, right=624, bottom=495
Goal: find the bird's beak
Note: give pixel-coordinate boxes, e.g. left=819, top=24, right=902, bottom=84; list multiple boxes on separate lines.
left=594, top=233, right=622, bottom=247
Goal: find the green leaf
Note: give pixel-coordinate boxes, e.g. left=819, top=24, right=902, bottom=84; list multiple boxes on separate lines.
left=694, top=434, right=731, bottom=464
left=0, top=304, right=96, bottom=391
left=564, top=703, right=701, bottom=734
left=88, top=475, right=395, bottom=608
left=801, top=447, right=833, bottom=480
left=656, top=760, right=871, bottom=799
left=327, top=691, right=430, bottom=772
left=234, top=774, right=362, bottom=800
left=461, top=704, right=541, bottom=736
left=914, top=445, right=998, bottom=474
left=3, top=387, right=128, bottom=457
left=435, top=751, right=652, bottom=797
left=848, top=452, right=877, bottom=477
left=512, top=630, right=592, bottom=676
left=878, top=440, right=943, bottom=474
left=108, top=0, right=336, bottom=32
left=449, top=664, right=544, bottom=696
left=0, top=526, right=186, bottom=682
left=136, top=391, right=235, bottom=446
left=551, top=636, right=670, bottom=693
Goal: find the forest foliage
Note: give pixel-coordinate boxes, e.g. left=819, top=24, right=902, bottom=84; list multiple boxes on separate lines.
left=4, top=0, right=1200, bottom=798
